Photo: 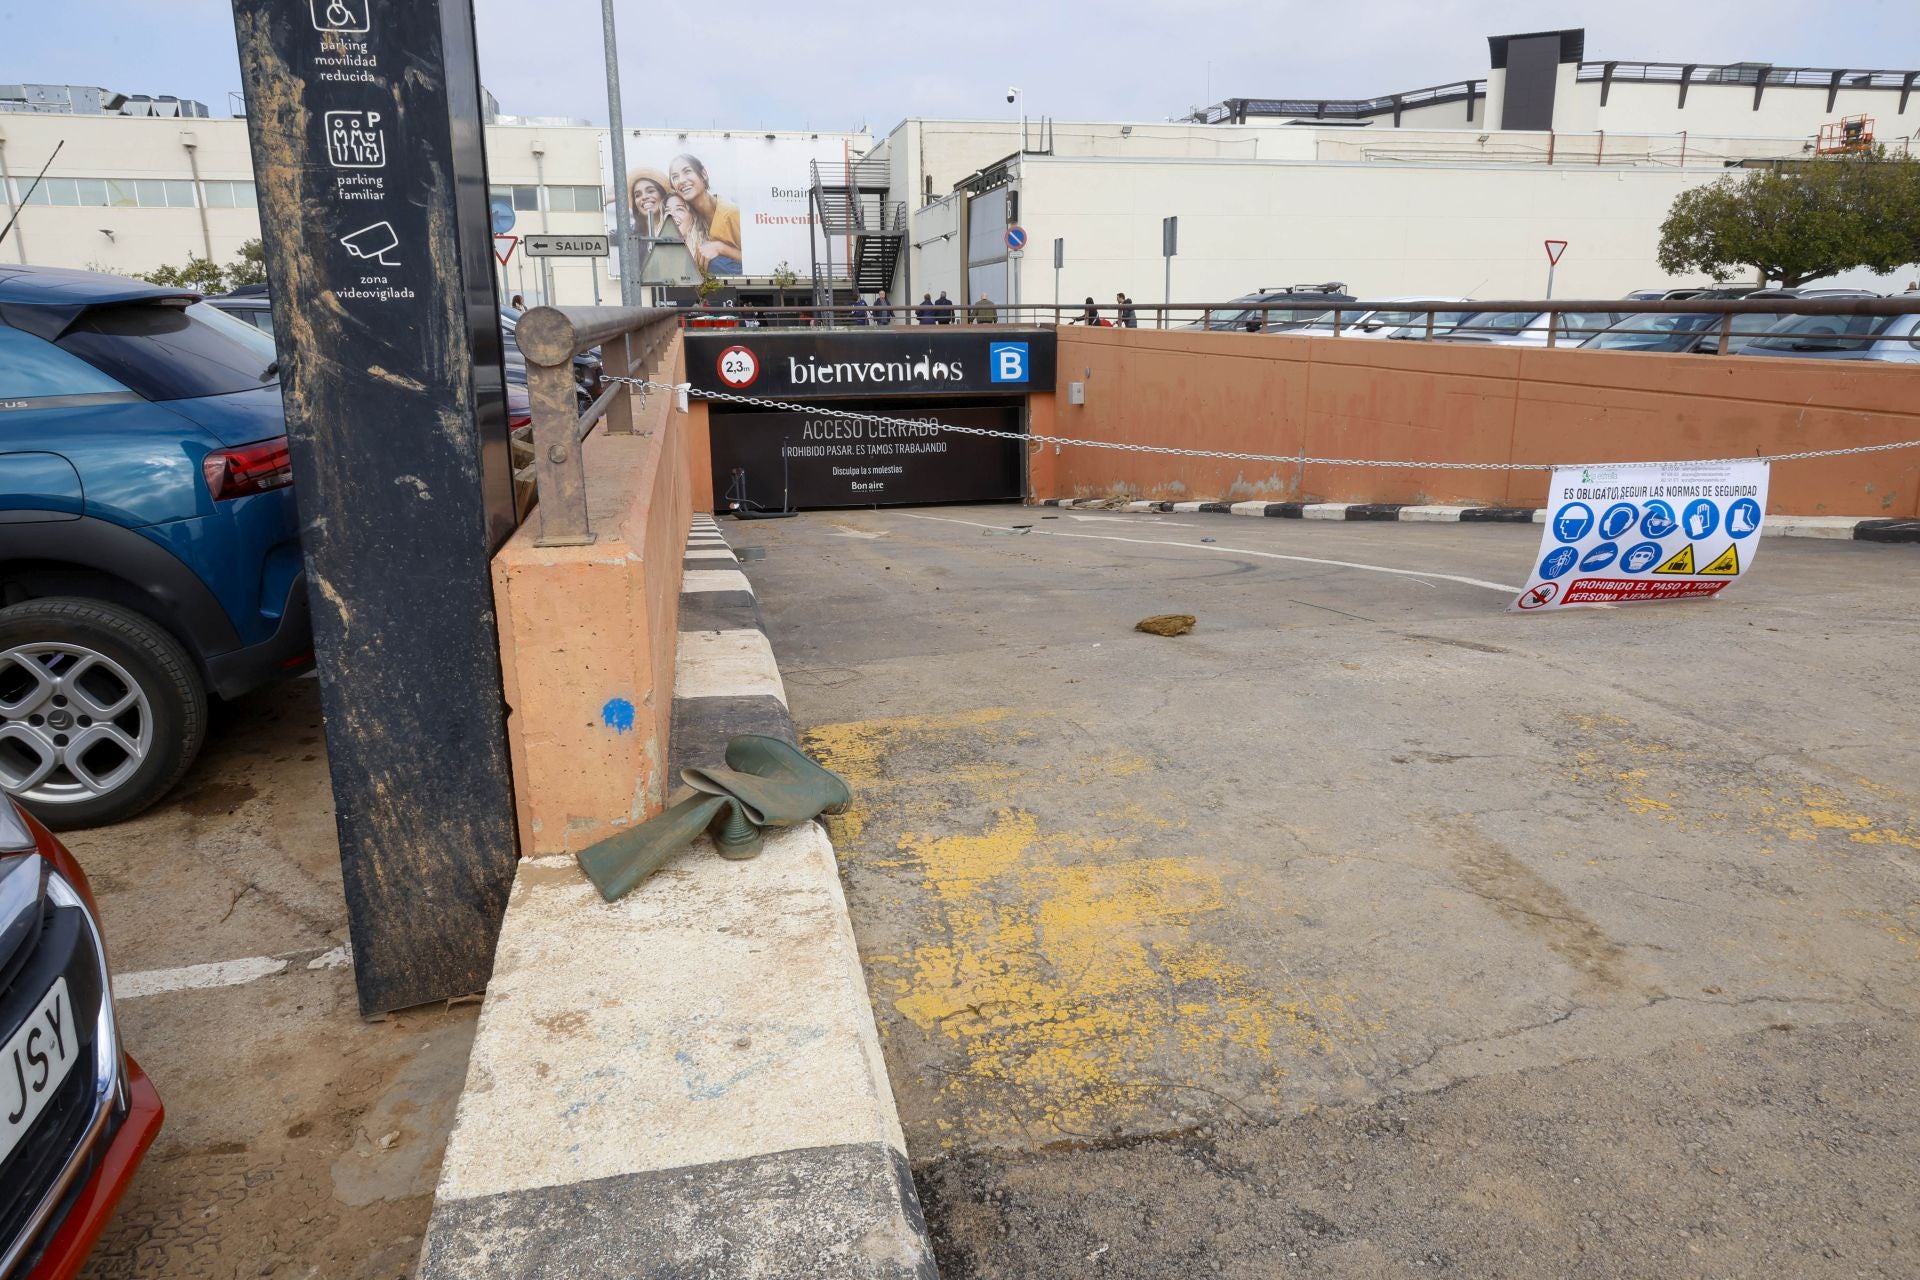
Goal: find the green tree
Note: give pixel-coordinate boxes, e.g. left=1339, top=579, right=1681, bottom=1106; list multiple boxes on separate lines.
left=1657, top=151, right=1920, bottom=288
left=131, top=239, right=269, bottom=292
left=226, top=238, right=268, bottom=287
left=132, top=254, right=228, bottom=292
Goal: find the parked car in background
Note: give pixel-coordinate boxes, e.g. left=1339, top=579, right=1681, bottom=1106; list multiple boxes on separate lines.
left=0, top=796, right=162, bottom=1277
left=1287, top=298, right=1474, bottom=340
left=1581, top=310, right=1787, bottom=355
left=0, top=265, right=312, bottom=827
left=203, top=283, right=273, bottom=336
left=1191, top=284, right=1356, bottom=333
left=1738, top=312, right=1920, bottom=364
left=1436, top=309, right=1628, bottom=347
left=1796, top=288, right=1882, bottom=300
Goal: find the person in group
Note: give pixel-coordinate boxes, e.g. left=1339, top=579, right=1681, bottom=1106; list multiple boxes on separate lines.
left=917, top=292, right=937, bottom=325
left=873, top=292, right=894, bottom=326
left=1078, top=296, right=1100, bottom=325
left=969, top=292, right=998, bottom=324
left=935, top=290, right=956, bottom=323
left=851, top=295, right=870, bottom=326
left=664, top=193, right=701, bottom=248
left=1117, top=292, right=1139, bottom=328
left=510, top=294, right=525, bottom=311
left=668, top=153, right=743, bottom=276
left=628, top=169, right=675, bottom=239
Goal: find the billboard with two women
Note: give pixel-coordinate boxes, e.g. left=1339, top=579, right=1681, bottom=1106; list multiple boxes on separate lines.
left=598, top=129, right=870, bottom=284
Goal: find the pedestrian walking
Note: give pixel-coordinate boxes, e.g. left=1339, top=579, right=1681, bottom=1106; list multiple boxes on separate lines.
left=935, top=290, right=956, bottom=324
left=1078, top=296, right=1100, bottom=325
left=916, top=292, right=937, bottom=325
left=851, top=295, right=870, bottom=326
left=1116, top=292, right=1138, bottom=328
left=510, top=294, right=525, bottom=310
left=969, top=292, right=998, bottom=324
left=873, top=292, right=894, bottom=326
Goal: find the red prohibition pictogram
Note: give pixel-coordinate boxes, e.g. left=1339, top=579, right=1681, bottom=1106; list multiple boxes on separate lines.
left=716, top=345, right=759, bottom=389
left=1517, top=582, right=1559, bottom=610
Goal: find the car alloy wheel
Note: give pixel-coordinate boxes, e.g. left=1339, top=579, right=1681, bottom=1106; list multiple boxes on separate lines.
left=0, top=643, right=154, bottom=807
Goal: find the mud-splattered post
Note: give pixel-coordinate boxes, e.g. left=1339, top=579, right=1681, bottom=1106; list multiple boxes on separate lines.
left=229, top=0, right=521, bottom=1013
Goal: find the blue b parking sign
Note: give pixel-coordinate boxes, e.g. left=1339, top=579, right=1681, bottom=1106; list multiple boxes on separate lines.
left=989, top=342, right=1030, bottom=383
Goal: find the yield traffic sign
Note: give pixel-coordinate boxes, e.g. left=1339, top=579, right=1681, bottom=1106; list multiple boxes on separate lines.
left=492, top=234, right=517, bottom=266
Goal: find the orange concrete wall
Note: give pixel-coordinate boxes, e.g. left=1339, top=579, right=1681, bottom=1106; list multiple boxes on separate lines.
left=492, top=338, right=693, bottom=856
left=1050, top=327, right=1920, bottom=517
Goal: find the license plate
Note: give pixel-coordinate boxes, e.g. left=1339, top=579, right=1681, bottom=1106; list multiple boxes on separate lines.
left=1, top=978, right=79, bottom=1163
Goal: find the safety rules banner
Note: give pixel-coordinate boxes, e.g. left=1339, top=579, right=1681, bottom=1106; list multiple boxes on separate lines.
left=1512, top=460, right=1770, bottom=612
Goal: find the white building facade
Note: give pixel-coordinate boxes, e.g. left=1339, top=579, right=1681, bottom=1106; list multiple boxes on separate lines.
left=4, top=27, right=1915, bottom=308
left=882, top=27, right=1919, bottom=311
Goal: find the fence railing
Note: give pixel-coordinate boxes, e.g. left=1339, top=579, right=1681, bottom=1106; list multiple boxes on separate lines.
left=666, top=295, right=1920, bottom=354
left=513, top=304, right=679, bottom=547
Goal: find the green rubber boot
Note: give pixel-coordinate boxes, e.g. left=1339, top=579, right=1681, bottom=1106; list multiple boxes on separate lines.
left=574, top=736, right=853, bottom=900
left=576, top=791, right=728, bottom=902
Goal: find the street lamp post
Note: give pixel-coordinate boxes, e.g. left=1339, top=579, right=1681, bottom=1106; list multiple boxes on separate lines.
left=601, top=0, right=639, bottom=305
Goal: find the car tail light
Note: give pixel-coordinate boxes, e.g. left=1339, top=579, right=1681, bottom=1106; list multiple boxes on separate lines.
left=203, top=437, right=293, bottom=501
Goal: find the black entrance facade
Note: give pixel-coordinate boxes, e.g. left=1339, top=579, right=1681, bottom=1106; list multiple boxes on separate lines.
left=684, top=328, right=1055, bottom=512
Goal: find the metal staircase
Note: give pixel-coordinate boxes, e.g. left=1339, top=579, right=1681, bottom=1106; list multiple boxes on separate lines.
left=809, top=158, right=906, bottom=303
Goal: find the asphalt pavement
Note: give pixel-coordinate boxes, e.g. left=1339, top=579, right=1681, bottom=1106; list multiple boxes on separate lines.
left=739, top=503, right=1920, bottom=1279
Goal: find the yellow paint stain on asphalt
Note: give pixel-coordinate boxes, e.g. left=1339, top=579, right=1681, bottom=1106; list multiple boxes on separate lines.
left=808, top=705, right=1365, bottom=1144
left=882, top=807, right=1349, bottom=1141
left=804, top=707, right=1039, bottom=843
left=1568, top=716, right=1920, bottom=854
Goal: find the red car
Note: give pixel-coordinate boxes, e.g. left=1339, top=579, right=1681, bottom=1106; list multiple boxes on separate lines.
left=1, top=798, right=162, bottom=1278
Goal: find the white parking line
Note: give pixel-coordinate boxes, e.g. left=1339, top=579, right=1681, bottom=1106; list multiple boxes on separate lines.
left=902, top=513, right=1522, bottom=594
left=115, top=944, right=353, bottom=999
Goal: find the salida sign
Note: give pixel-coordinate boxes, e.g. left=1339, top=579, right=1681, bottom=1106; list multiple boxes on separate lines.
left=685, top=329, right=1057, bottom=399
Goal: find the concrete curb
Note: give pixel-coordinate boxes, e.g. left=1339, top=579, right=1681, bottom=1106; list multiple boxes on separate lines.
left=1040, top=499, right=1920, bottom=542
left=417, top=515, right=937, bottom=1280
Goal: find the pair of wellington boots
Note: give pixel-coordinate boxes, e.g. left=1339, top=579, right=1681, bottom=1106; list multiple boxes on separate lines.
left=576, top=735, right=852, bottom=902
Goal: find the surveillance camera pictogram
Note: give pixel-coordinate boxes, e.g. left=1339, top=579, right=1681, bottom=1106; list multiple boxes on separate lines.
left=340, top=221, right=401, bottom=267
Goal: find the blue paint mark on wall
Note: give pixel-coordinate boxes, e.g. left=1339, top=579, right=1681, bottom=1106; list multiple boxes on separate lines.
left=601, top=697, right=636, bottom=734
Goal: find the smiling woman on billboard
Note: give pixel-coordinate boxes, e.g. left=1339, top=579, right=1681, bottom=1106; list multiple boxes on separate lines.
left=669, top=153, right=743, bottom=276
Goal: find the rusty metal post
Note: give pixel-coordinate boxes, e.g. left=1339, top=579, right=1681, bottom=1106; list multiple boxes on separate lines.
left=1716, top=313, right=1733, bottom=355
left=528, top=359, right=593, bottom=546
left=230, top=0, right=521, bottom=1012
left=604, top=330, right=637, bottom=436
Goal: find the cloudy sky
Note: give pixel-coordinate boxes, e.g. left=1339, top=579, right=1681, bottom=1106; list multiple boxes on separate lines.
left=7, top=0, right=1917, bottom=133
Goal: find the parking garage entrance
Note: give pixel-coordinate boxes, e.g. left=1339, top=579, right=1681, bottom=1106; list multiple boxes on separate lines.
left=684, top=328, right=1055, bottom=511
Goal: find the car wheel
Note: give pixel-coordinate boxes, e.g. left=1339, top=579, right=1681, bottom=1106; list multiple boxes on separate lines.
left=0, top=598, right=208, bottom=829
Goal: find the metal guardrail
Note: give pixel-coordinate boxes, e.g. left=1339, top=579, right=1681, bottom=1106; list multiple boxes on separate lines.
left=514, top=304, right=680, bottom=547
left=669, top=295, right=1920, bottom=353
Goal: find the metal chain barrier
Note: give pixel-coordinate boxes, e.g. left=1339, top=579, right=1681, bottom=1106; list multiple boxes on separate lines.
left=607, top=375, right=1920, bottom=473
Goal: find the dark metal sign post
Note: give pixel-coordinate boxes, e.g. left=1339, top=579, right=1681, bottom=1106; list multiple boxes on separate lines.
left=231, top=0, right=521, bottom=1013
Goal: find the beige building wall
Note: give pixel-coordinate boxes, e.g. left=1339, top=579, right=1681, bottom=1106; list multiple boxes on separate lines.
left=0, top=114, right=620, bottom=305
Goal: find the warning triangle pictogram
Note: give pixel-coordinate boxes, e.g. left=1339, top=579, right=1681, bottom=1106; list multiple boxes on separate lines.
left=1652, top=543, right=1696, bottom=574
left=1698, top=544, right=1740, bottom=576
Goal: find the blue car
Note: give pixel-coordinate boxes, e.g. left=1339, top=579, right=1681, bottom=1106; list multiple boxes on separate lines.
left=0, top=265, right=310, bottom=828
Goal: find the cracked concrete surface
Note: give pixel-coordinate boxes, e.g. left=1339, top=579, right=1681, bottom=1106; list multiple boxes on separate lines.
left=743, top=504, right=1920, bottom=1278
left=66, top=679, right=477, bottom=1280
